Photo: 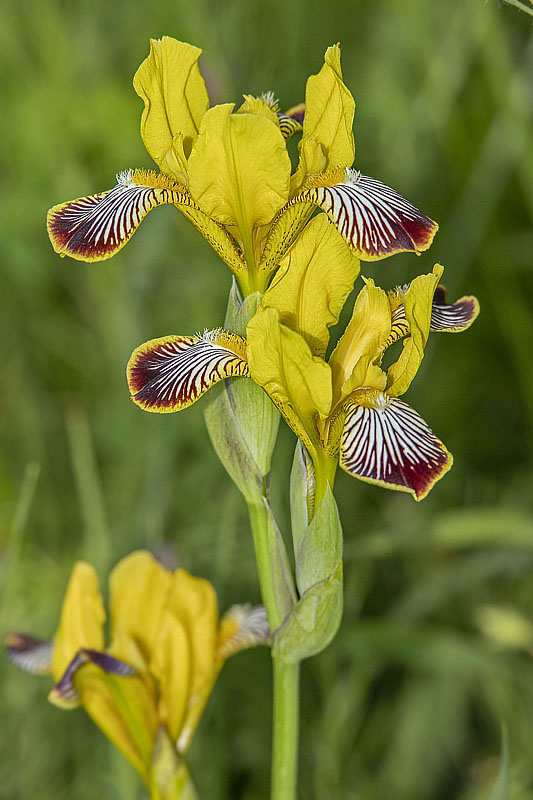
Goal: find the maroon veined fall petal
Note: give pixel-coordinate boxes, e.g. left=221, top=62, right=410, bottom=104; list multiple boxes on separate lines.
left=295, top=169, right=438, bottom=261
left=339, top=395, right=452, bottom=501
left=127, top=330, right=250, bottom=413
left=47, top=169, right=186, bottom=262
left=430, top=285, right=480, bottom=332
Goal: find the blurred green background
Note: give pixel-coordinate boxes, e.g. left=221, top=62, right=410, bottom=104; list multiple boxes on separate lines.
left=1, top=0, right=532, bottom=798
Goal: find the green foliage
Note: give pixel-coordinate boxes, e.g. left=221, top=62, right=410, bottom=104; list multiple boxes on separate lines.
left=1, top=0, right=532, bottom=798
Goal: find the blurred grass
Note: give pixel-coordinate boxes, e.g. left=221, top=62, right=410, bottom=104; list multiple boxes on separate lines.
left=1, top=0, right=532, bottom=798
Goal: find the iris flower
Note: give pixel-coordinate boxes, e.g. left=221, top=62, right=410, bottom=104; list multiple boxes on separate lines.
left=47, top=37, right=437, bottom=295
left=5, top=551, right=268, bottom=786
left=126, top=217, right=478, bottom=500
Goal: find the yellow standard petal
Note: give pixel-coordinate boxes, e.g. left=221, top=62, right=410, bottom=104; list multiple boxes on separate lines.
left=133, top=37, right=209, bottom=174
left=247, top=308, right=333, bottom=453
left=387, top=264, right=443, bottom=397
left=262, top=214, right=360, bottom=357
left=300, top=44, right=355, bottom=172
left=187, top=104, right=291, bottom=232
left=329, top=279, right=391, bottom=403
left=166, top=570, right=219, bottom=753
left=149, top=611, right=191, bottom=744
left=109, top=551, right=173, bottom=662
left=52, top=562, right=105, bottom=682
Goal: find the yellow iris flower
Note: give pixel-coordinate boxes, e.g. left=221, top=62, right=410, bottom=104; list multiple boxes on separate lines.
left=6, top=551, right=268, bottom=788
left=47, top=37, right=437, bottom=295
left=125, top=218, right=479, bottom=501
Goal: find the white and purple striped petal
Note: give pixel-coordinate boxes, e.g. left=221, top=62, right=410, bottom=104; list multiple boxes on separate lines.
left=430, top=286, right=480, bottom=332
left=49, top=648, right=136, bottom=708
left=340, top=394, right=452, bottom=500
left=5, top=633, right=53, bottom=675
left=298, top=169, right=438, bottom=261
left=47, top=169, right=186, bottom=262
left=127, top=330, right=250, bottom=413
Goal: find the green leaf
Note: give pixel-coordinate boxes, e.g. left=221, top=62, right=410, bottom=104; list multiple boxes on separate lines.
left=289, top=441, right=314, bottom=555
left=262, top=499, right=298, bottom=623
left=489, top=726, right=509, bottom=800
left=273, top=561, right=343, bottom=663
left=295, top=486, right=343, bottom=595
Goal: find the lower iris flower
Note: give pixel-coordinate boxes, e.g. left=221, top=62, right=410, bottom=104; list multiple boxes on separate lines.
left=6, top=551, right=268, bottom=785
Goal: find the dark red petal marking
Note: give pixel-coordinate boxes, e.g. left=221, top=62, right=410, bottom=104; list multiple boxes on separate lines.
left=47, top=170, right=185, bottom=262
left=340, top=396, right=452, bottom=500
left=127, top=332, right=249, bottom=413
left=300, top=170, right=438, bottom=261
left=5, top=633, right=53, bottom=674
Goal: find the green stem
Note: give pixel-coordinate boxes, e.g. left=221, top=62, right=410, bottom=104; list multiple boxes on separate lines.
left=271, top=659, right=300, bottom=800
left=247, top=498, right=284, bottom=631
left=312, top=451, right=338, bottom=512
left=247, top=498, right=300, bottom=800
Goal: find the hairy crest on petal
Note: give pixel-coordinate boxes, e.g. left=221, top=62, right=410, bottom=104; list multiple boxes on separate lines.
left=216, top=605, right=270, bottom=660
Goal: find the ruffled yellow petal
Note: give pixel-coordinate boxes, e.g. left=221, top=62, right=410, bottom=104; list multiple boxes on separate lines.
left=262, top=214, right=360, bottom=356
left=299, top=45, right=355, bottom=174
left=329, top=279, right=391, bottom=403
left=150, top=611, right=190, bottom=744
left=166, top=570, right=219, bottom=752
left=109, top=551, right=173, bottom=661
left=387, top=265, right=443, bottom=397
left=52, top=562, right=105, bottom=682
left=133, top=37, right=209, bottom=175
left=289, top=138, right=328, bottom=197
left=246, top=308, right=333, bottom=453
left=237, top=94, right=279, bottom=125
left=187, top=104, right=291, bottom=233
left=127, top=330, right=249, bottom=413
left=340, top=354, right=387, bottom=401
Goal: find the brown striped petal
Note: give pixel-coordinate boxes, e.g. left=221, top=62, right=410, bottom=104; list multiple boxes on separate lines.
left=295, top=169, right=438, bottom=261
left=127, top=330, right=249, bottom=413
left=47, top=169, right=187, bottom=262
left=339, top=392, right=452, bottom=501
